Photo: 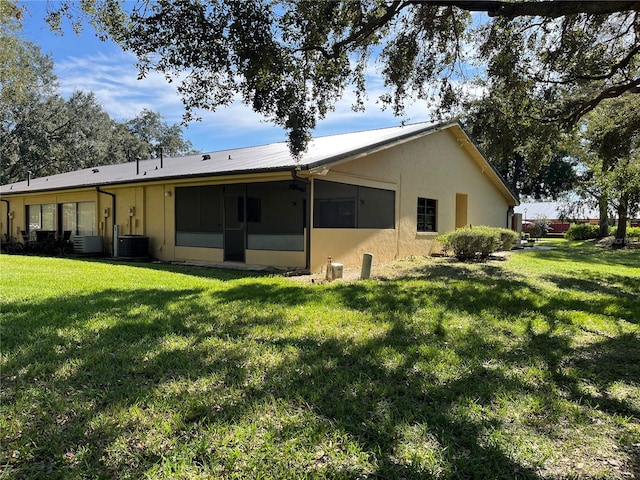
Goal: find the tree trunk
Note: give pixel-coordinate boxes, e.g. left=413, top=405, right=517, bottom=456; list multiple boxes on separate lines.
left=598, top=196, right=609, bottom=238
left=614, top=195, right=629, bottom=246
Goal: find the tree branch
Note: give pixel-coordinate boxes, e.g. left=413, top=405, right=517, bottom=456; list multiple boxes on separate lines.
left=575, top=44, right=640, bottom=81
left=409, top=1, right=640, bottom=18
left=563, top=78, right=640, bottom=125
left=302, top=1, right=409, bottom=59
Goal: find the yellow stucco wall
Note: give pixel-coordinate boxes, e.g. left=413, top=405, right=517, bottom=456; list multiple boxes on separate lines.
left=174, top=246, right=224, bottom=264
left=307, top=128, right=514, bottom=272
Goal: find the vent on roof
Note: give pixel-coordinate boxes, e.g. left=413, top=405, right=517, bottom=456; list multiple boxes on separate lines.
left=202, top=154, right=211, bottom=161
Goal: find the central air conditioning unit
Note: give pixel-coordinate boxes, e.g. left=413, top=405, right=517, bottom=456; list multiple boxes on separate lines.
left=72, top=235, right=103, bottom=253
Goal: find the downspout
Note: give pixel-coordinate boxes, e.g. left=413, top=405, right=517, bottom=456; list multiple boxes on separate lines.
left=507, top=206, right=514, bottom=229
left=1, top=199, right=10, bottom=240
left=97, top=187, right=116, bottom=255
left=306, top=179, right=312, bottom=272
left=292, top=170, right=312, bottom=271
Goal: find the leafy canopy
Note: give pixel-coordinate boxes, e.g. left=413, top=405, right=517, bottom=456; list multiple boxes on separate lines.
left=40, top=0, right=640, bottom=156
left=0, top=2, right=196, bottom=185
left=577, top=94, right=640, bottom=239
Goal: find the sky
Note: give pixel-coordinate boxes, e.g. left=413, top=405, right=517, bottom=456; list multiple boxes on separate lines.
left=19, top=0, right=436, bottom=154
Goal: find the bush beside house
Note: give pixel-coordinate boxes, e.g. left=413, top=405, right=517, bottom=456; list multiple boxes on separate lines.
left=438, top=226, right=518, bottom=261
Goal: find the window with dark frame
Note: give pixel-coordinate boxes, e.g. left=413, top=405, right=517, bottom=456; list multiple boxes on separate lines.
left=60, top=201, right=95, bottom=235
left=27, top=203, right=56, bottom=231
left=246, top=197, right=261, bottom=223
left=417, top=197, right=437, bottom=232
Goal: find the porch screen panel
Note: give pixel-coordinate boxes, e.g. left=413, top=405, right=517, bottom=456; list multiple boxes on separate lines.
left=199, top=186, right=223, bottom=232
left=313, top=181, right=357, bottom=228
left=175, top=186, right=223, bottom=248
left=357, top=187, right=395, bottom=229
left=314, top=180, right=395, bottom=229
left=246, top=181, right=306, bottom=251
left=176, top=187, right=199, bottom=231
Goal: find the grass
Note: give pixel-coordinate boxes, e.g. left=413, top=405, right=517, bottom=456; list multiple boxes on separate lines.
left=1, top=240, right=638, bottom=479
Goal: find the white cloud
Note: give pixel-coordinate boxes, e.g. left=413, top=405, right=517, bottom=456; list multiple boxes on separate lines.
left=55, top=51, right=182, bottom=121
left=52, top=49, right=456, bottom=152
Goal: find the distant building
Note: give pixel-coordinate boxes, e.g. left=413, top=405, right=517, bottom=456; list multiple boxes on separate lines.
left=515, top=201, right=601, bottom=233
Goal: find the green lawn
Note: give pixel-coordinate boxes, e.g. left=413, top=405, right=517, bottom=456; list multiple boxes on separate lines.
left=1, top=240, right=638, bottom=479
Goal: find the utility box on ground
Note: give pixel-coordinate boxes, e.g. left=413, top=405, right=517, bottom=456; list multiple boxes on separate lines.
left=326, top=262, right=344, bottom=281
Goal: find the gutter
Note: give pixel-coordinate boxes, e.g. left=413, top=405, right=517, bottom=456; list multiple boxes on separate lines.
left=96, top=187, right=116, bottom=224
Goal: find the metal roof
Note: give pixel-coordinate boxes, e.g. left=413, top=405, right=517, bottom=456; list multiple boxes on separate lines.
left=1, top=120, right=513, bottom=201
left=515, top=202, right=599, bottom=220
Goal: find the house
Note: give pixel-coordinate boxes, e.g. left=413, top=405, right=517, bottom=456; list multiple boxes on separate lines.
left=0, top=121, right=519, bottom=272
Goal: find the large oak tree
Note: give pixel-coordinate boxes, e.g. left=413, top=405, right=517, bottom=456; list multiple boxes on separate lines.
left=40, top=0, right=640, bottom=156
left=1, top=1, right=196, bottom=185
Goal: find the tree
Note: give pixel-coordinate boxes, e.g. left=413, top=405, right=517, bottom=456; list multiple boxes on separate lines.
left=41, top=0, right=640, bottom=155
left=0, top=21, right=60, bottom=183
left=573, top=94, right=640, bottom=241
left=1, top=88, right=126, bottom=184
left=1, top=88, right=195, bottom=184
left=1, top=0, right=196, bottom=184
left=126, top=109, right=195, bottom=159
left=463, top=80, right=578, bottom=198
left=1, top=0, right=57, bottom=105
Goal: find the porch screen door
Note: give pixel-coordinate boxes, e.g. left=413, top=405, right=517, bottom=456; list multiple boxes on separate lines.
left=224, top=185, right=246, bottom=262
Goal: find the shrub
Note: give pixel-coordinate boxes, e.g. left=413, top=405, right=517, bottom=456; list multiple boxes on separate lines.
left=438, top=226, right=515, bottom=261
left=565, top=224, right=600, bottom=240
left=496, top=228, right=519, bottom=251
left=533, top=216, right=552, bottom=237
left=611, top=226, right=640, bottom=238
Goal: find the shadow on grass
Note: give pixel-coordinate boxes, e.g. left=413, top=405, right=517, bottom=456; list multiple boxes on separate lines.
left=1, top=284, right=540, bottom=478
left=75, top=256, right=274, bottom=281
left=2, top=253, right=638, bottom=478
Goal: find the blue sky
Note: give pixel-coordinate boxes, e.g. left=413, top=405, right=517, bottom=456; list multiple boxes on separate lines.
left=19, top=1, right=436, bottom=154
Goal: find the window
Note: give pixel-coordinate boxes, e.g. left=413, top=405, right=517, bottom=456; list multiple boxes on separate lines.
left=27, top=204, right=56, bottom=231
left=417, top=198, right=437, bottom=232
left=61, top=202, right=95, bottom=235
left=314, top=180, right=395, bottom=229
left=247, top=197, right=261, bottom=223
